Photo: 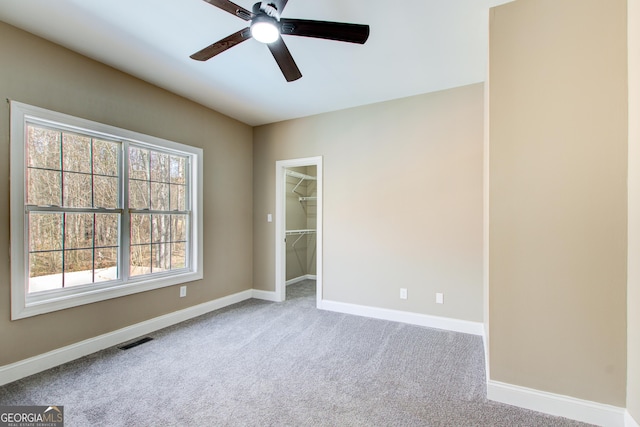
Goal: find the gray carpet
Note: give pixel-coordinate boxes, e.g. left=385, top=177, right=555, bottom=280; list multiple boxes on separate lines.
left=1, top=280, right=590, bottom=426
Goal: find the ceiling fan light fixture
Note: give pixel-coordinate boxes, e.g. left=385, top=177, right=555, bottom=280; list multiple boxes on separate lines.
left=251, top=19, right=279, bottom=44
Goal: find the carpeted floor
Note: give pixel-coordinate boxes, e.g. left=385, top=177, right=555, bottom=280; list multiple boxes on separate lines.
left=0, top=280, right=591, bottom=426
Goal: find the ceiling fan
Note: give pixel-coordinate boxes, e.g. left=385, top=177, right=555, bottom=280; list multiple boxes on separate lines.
left=190, top=0, right=370, bottom=82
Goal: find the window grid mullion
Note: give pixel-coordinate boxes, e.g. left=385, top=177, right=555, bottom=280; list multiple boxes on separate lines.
left=150, top=214, right=154, bottom=274
left=121, top=141, right=130, bottom=284
left=169, top=167, right=172, bottom=270
left=61, top=213, right=66, bottom=289
left=90, top=139, right=95, bottom=284
left=59, top=130, right=65, bottom=289
left=186, top=158, right=192, bottom=270
left=148, top=151, right=152, bottom=275
left=92, top=213, right=96, bottom=284
left=129, top=209, right=189, bottom=215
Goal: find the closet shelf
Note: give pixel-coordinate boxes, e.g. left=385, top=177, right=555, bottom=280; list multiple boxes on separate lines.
left=286, top=170, right=316, bottom=181
left=285, top=229, right=316, bottom=235
left=286, top=229, right=316, bottom=248
left=286, top=170, right=317, bottom=196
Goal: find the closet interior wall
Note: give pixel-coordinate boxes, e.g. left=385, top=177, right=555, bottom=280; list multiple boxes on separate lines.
left=285, top=166, right=317, bottom=282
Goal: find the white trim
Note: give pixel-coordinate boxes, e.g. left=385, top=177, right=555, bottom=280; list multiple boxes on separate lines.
left=628, top=2, right=640, bottom=427
left=0, top=289, right=252, bottom=386
left=286, top=274, right=317, bottom=286
left=252, top=277, right=316, bottom=302
left=483, top=53, right=491, bottom=381
left=627, top=411, right=640, bottom=427
left=487, top=380, right=626, bottom=427
left=251, top=289, right=280, bottom=302
left=275, top=157, right=323, bottom=306
left=319, top=299, right=484, bottom=336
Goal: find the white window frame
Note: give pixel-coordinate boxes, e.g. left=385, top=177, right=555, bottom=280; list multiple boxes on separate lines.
left=10, top=101, right=203, bottom=320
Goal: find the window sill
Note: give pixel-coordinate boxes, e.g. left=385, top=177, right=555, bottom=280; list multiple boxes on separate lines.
left=12, top=270, right=203, bottom=320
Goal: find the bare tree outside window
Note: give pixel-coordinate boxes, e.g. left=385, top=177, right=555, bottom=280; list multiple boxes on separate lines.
left=26, top=124, right=189, bottom=293
left=129, top=147, right=188, bottom=277
left=26, top=125, right=120, bottom=292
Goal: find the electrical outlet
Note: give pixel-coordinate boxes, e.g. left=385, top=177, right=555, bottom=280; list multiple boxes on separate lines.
left=267, top=213, right=273, bottom=223
left=400, top=288, right=408, bottom=300
left=436, top=292, right=444, bottom=304
left=180, top=286, right=187, bottom=298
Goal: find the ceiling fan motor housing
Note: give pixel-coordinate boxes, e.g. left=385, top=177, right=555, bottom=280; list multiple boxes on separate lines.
left=253, top=2, right=279, bottom=19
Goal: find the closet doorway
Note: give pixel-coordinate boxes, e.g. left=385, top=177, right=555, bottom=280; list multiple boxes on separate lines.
left=275, top=157, right=322, bottom=306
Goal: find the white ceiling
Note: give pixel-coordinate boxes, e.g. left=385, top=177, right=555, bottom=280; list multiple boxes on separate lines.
left=0, top=0, right=513, bottom=126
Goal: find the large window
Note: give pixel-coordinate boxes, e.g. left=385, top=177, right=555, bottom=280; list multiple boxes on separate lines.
left=10, top=101, right=203, bottom=319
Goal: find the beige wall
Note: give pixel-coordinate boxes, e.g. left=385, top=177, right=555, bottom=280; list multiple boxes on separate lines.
left=629, top=0, right=640, bottom=420
left=489, top=0, right=628, bottom=406
left=254, top=84, right=484, bottom=322
left=0, top=22, right=254, bottom=365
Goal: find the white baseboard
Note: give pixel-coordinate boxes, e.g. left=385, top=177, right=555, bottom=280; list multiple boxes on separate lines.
left=251, top=289, right=280, bottom=302
left=286, top=274, right=317, bottom=286
left=627, top=411, right=640, bottom=427
left=0, top=289, right=253, bottom=386
left=319, top=299, right=484, bottom=336
left=487, top=380, right=626, bottom=427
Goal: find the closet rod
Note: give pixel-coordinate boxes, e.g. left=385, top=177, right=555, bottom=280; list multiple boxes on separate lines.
left=286, top=170, right=316, bottom=181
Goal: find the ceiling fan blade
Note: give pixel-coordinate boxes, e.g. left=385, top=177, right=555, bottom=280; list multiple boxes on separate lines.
left=202, top=0, right=254, bottom=21
left=190, top=28, right=252, bottom=61
left=267, top=37, right=302, bottom=82
left=280, top=18, right=370, bottom=44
